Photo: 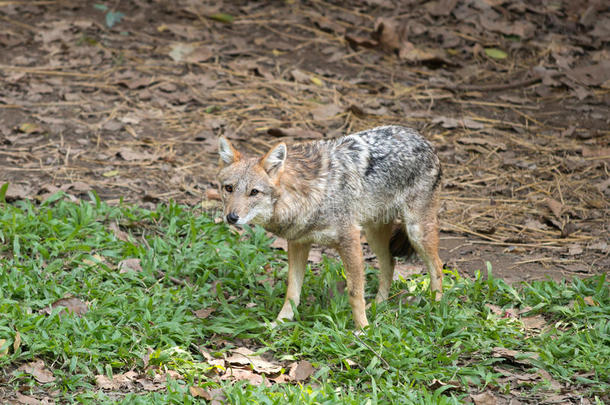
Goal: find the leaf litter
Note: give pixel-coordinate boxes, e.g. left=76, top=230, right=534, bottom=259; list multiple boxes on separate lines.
left=0, top=0, right=608, bottom=402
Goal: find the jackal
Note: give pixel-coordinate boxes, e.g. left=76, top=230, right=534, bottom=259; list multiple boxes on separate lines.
left=217, top=125, right=443, bottom=328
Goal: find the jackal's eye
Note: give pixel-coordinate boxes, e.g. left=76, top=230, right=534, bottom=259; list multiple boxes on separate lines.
left=224, top=184, right=233, bottom=193
left=249, top=188, right=259, bottom=196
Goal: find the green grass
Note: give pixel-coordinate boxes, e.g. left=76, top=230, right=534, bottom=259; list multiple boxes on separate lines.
left=0, top=193, right=608, bottom=404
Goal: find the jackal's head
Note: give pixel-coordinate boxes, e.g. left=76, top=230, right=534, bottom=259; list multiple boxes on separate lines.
left=216, top=136, right=286, bottom=226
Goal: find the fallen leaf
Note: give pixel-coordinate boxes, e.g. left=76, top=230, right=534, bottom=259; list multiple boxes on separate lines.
left=373, top=17, right=407, bottom=53
left=13, top=331, right=21, bottom=353
left=199, top=346, right=226, bottom=368
left=4, top=183, right=30, bottom=201
left=398, top=42, right=445, bottom=63
left=545, top=198, right=564, bottom=219
left=434, top=117, right=485, bottom=130
left=311, top=103, right=343, bottom=121
left=221, top=367, right=269, bottom=386
left=15, top=393, right=42, bottom=405
left=18, top=122, right=44, bottom=134
left=581, top=146, right=610, bottom=160
left=521, top=315, right=546, bottom=330
left=109, top=222, right=130, bottom=242
left=583, top=296, right=596, bottom=306
left=118, top=149, right=156, bottom=161
left=344, top=33, right=378, bottom=49
left=269, top=237, right=287, bottom=250
left=41, top=297, right=89, bottom=317
left=60, top=181, right=92, bottom=193
left=95, top=371, right=138, bottom=390
left=425, top=0, right=459, bottom=16
left=169, top=43, right=214, bottom=63
left=118, top=258, right=142, bottom=274
left=485, top=303, right=504, bottom=316
left=136, top=377, right=165, bottom=391
left=17, top=359, right=56, bottom=383
left=0, top=339, right=7, bottom=356
left=189, top=386, right=212, bottom=399
left=567, top=245, right=583, bottom=256
left=484, top=48, right=507, bottom=60
left=491, top=347, right=539, bottom=365
left=288, top=360, right=315, bottom=381
left=226, top=347, right=282, bottom=374
left=471, top=391, right=497, bottom=405
left=102, top=170, right=119, bottom=178
left=208, top=13, right=234, bottom=23
left=457, top=137, right=506, bottom=150
left=193, top=307, right=215, bottom=319
left=537, top=369, right=562, bottom=391
left=567, top=61, right=610, bottom=87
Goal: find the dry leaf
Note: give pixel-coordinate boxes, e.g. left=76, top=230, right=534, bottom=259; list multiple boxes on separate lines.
left=118, top=149, right=156, bottom=161
left=491, top=347, right=539, bottom=365
left=13, top=331, right=21, bottom=353
left=109, top=222, right=130, bottom=242
left=521, top=315, right=546, bottom=330
left=471, top=391, right=497, bottom=405
left=41, top=297, right=89, bottom=317
left=169, top=43, right=214, bottom=63
left=546, top=198, right=564, bottom=219
left=18, top=359, right=56, bottom=383
left=95, top=370, right=138, bottom=390
left=199, top=346, right=226, bottom=368
left=226, top=347, right=282, bottom=374
left=4, top=183, right=30, bottom=201
left=269, top=236, right=287, bottom=251
left=457, top=137, right=506, bottom=150
left=373, top=17, right=406, bottom=52
left=118, top=258, right=143, bottom=274
left=0, top=339, right=7, bottom=357
left=434, top=117, right=485, bottom=129
left=221, top=367, right=268, bottom=386
left=583, top=296, right=596, bottom=306
left=311, top=104, right=342, bottom=121
left=15, top=393, right=43, bottom=405
left=193, top=307, right=215, bottom=319
left=189, top=386, right=212, bottom=399
left=288, top=360, right=315, bottom=381
left=485, top=303, right=504, bottom=316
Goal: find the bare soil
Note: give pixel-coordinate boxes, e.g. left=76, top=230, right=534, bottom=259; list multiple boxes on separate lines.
left=1, top=0, right=608, bottom=284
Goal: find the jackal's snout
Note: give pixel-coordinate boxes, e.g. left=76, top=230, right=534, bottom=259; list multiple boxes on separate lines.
left=226, top=212, right=239, bottom=224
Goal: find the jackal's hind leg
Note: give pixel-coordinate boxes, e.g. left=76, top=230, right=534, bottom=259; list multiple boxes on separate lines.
left=404, top=218, right=443, bottom=300
left=276, top=241, right=311, bottom=323
left=363, top=222, right=395, bottom=303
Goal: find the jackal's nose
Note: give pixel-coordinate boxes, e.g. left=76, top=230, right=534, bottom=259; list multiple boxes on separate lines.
left=226, top=212, right=239, bottom=224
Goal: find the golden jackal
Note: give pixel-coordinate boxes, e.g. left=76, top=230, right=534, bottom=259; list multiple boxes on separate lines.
left=217, top=125, right=443, bottom=328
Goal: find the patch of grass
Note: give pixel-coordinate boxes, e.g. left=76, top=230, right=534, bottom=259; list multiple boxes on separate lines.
left=0, top=194, right=608, bottom=403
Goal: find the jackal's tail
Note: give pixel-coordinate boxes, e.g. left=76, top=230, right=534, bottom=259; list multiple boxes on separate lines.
left=389, top=224, right=415, bottom=258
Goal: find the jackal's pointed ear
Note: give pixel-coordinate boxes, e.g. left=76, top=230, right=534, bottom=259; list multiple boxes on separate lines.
left=261, top=142, right=287, bottom=175
left=218, top=136, right=242, bottom=166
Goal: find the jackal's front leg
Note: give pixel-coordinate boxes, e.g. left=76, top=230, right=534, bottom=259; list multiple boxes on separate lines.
left=336, top=227, right=369, bottom=329
left=276, top=240, right=311, bottom=323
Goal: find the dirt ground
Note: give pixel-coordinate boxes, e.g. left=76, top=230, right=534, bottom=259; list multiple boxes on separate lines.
left=0, top=0, right=608, bottom=284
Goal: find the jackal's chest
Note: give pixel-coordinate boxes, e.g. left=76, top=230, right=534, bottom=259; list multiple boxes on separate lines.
left=264, top=218, right=341, bottom=246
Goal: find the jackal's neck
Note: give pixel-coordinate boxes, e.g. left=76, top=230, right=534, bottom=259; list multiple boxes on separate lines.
left=265, top=142, right=329, bottom=239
